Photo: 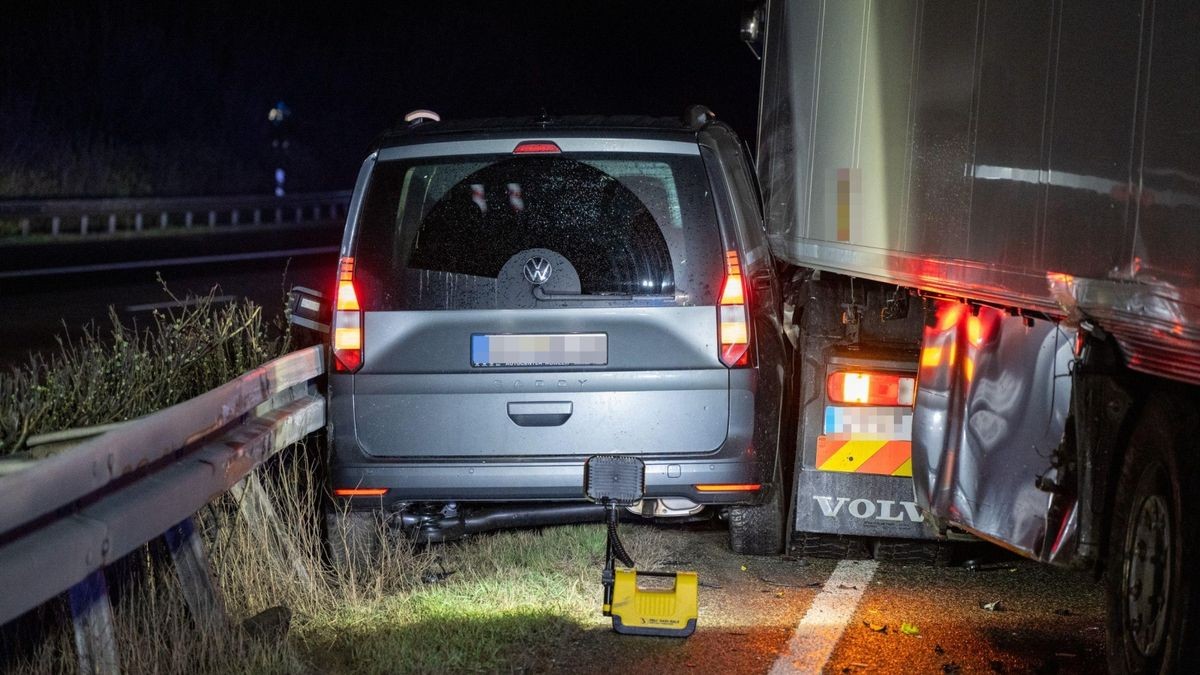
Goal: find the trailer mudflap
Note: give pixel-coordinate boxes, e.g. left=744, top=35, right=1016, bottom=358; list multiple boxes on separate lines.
left=794, top=469, right=932, bottom=539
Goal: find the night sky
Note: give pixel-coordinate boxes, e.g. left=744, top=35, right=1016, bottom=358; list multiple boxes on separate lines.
left=1, top=1, right=761, bottom=197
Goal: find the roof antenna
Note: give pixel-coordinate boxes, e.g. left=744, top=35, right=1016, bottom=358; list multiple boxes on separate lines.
left=536, top=107, right=552, bottom=128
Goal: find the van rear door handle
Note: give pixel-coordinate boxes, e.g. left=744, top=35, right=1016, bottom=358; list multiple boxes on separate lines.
left=507, top=401, right=573, bottom=427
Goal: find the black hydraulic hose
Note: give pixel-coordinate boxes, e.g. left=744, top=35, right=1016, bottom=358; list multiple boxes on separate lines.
left=607, top=508, right=634, bottom=568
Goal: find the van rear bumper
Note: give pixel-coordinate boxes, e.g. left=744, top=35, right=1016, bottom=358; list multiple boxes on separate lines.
left=331, top=456, right=770, bottom=505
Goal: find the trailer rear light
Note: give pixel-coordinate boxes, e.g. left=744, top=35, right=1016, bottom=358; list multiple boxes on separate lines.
left=827, top=371, right=915, bottom=406
left=334, top=488, right=387, bottom=497
left=694, top=483, right=762, bottom=492
left=333, top=256, right=363, bottom=372
left=718, top=250, right=751, bottom=367
left=513, top=141, right=561, bottom=154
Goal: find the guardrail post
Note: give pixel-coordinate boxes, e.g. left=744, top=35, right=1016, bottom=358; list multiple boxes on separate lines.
left=163, top=517, right=227, bottom=632
left=294, top=206, right=303, bottom=224
left=134, top=213, right=144, bottom=232
left=231, top=209, right=240, bottom=226
left=160, top=212, right=168, bottom=229
left=107, top=214, right=117, bottom=234
left=19, top=218, right=30, bottom=236
left=68, top=570, right=120, bottom=675
left=275, top=207, right=282, bottom=224
left=51, top=216, right=61, bottom=237
left=80, top=215, right=89, bottom=235
left=253, top=208, right=261, bottom=225
left=230, top=474, right=311, bottom=583
left=207, top=211, right=216, bottom=227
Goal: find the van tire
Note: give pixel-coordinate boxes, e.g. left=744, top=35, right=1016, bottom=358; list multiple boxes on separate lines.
left=325, top=508, right=380, bottom=574
left=728, top=483, right=785, bottom=555
left=1105, top=395, right=1199, bottom=674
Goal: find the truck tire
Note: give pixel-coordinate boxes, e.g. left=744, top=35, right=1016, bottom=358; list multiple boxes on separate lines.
left=871, top=538, right=954, bottom=566
left=728, top=483, right=785, bottom=555
left=791, top=531, right=871, bottom=560
left=1105, top=396, right=1199, bottom=674
left=325, top=508, right=380, bottom=574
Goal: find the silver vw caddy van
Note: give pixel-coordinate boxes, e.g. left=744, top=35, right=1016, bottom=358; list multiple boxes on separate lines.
left=324, top=110, right=787, bottom=556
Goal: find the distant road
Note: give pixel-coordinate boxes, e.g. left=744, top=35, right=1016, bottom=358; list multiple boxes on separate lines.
left=0, top=224, right=339, bottom=367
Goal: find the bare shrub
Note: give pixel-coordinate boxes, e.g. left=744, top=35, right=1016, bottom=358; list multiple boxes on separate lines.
left=0, top=283, right=290, bottom=455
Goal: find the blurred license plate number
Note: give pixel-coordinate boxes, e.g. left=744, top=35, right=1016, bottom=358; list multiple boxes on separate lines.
left=471, top=334, right=607, bottom=367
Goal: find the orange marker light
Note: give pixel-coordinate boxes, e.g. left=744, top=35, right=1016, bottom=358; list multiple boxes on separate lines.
left=695, top=483, right=762, bottom=492
left=334, top=488, right=388, bottom=497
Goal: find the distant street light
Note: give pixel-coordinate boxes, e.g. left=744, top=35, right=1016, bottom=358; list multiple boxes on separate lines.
left=269, top=100, right=292, bottom=196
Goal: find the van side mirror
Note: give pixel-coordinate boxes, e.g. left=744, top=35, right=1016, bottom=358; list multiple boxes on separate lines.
left=288, top=286, right=330, bottom=334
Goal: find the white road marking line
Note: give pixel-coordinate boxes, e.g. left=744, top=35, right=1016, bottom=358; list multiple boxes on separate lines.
left=124, top=295, right=238, bottom=312
left=770, top=559, right=880, bottom=674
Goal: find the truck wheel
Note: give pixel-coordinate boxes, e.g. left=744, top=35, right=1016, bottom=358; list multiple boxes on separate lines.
left=791, top=531, right=871, bottom=559
left=325, top=508, right=380, bottom=574
left=728, top=483, right=785, bottom=555
left=871, top=538, right=954, bottom=566
left=1105, top=397, right=1199, bottom=673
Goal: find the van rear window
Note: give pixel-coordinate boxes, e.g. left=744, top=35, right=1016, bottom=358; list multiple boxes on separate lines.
left=353, top=152, right=723, bottom=310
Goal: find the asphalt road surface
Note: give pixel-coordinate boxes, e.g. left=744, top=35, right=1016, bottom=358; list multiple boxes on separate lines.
left=570, top=528, right=1105, bottom=675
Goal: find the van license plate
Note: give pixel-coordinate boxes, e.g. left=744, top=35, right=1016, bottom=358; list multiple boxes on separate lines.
left=471, top=333, right=607, bottom=367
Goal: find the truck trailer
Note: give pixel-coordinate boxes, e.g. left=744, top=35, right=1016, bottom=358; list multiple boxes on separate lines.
left=751, top=1, right=1200, bottom=671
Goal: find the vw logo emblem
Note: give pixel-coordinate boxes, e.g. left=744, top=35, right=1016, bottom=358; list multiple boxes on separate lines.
left=523, top=257, right=553, bottom=285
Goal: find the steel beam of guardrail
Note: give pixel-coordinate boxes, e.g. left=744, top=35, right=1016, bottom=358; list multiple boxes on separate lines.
left=0, top=346, right=326, bottom=628
left=0, top=190, right=350, bottom=237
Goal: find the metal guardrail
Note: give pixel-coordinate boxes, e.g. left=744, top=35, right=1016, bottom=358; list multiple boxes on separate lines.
left=0, top=346, right=326, bottom=671
left=0, top=190, right=351, bottom=237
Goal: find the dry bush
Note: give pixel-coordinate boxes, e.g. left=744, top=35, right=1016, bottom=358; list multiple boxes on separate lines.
left=0, top=283, right=290, bottom=455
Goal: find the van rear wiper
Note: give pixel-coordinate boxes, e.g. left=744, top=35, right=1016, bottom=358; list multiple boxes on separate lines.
left=532, top=287, right=673, bottom=302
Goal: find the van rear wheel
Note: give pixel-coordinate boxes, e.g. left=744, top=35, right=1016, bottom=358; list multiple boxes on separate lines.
left=728, top=483, right=785, bottom=555
left=324, top=508, right=380, bottom=574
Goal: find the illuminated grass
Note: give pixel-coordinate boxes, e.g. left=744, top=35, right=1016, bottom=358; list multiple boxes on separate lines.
left=296, top=524, right=659, bottom=674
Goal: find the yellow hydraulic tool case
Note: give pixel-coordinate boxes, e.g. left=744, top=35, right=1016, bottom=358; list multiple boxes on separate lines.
left=585, top=454, right=699, bottom=638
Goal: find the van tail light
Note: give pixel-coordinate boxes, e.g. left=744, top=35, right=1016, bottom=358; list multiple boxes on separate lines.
left=333, top=256, right=363, bottom=372
left=718, top=250, right=751, bottom=367
left=826, top=371, right=915, bottom=406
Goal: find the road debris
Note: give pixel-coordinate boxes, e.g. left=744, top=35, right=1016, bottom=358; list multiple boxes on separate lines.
left=759, top=575, right=817, bottom=588
left=900, top=622, right=920, bottom=636
left=863, top=621, right=888, bottom=633
left=980, top=600, right=1005, bottom=612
